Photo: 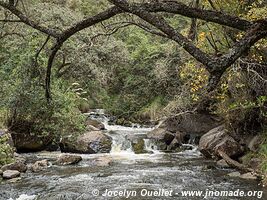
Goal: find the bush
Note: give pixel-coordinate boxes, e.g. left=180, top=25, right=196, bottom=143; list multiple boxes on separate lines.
left=7, top=80, right=86, bottom=143
left=0, top=134, right=14, bottom=166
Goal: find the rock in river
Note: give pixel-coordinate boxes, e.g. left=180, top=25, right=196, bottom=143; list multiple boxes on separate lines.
left=86, top=119, right=105, bottom=130
left=28, top=160, right=48, bottom=172
left=2, top=170, right=20, bottom=179
left=1, top=160, right=27, bottom=173
left=146, top=128, right=175, bottom=150
left=55, top=154, right=82, bottom=165
left=159, top=113, right=221, bottom=135
left=60, top=131, right=112, bottom=154
left=199, top=125, right=243, bottom=158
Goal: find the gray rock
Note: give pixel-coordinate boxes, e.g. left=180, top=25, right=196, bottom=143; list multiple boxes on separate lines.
left=60, top=131, right=112, bottom=154
left=228, top=171, right=241, bottom=177
left=126, top=133, right=147, bottom=141
left=11, top=131, right=54, bottom=152
left=2, top=170, right=20, bottom=179
left=216, top=159, right=230, bottom=168
left=29, top=160, right=48, bottom=172
left=199, top=125, right=243, bottom=158
left=1, top=161, right=27, bottom=173
left=56, top=154, right=82, bottom=165
left=7, top=177, right=22, bottom=183
left=92, top=157, right=112, bottom=167
left=159, top=113, right=222, bottom=135
left=240, top=172, right=258, bottom=180
left=147, top=128, right=175, bottom=145
left=86, top=119, right=105, bottom=130
left=0, top=169, right=3, bottom=176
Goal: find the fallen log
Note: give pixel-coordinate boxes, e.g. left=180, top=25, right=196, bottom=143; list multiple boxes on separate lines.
left=217, top=150, right=254, bottom=173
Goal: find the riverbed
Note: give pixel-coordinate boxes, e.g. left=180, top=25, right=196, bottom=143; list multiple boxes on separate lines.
left=0, top=115, right=266, bottom=200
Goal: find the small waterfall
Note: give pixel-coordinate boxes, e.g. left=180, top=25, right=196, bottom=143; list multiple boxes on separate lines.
left=144, top=139, right=160, bottom=153
left=107, top=131, right=134, bottom=154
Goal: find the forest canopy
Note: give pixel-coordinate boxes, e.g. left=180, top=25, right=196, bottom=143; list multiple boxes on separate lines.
left=0, top=0, right=266, bottom=134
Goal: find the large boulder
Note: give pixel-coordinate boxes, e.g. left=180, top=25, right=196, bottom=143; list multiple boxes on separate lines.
left=147, top=128, right=175, bottom=145
left=86, top=119, right=105, bottom=130
left=55, top=154, right=82, bottom=166
left=60, top=131, right=112, bottom=154
left=159, top=113, right=222, bottom=135
left=8, top=120, right=55, bottom=152
left=199, top=125, right=243, bottom=158
left=1, top=161, right=27, bottom=173
left=147, top=128, right=175, bottom=150
left=2, top=170, right=20, bottom=179
left=11, top=132, right=54, bottom=152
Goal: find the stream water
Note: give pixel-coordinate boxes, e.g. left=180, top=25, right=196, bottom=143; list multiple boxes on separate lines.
left=0, top=112, right=266, bottom=200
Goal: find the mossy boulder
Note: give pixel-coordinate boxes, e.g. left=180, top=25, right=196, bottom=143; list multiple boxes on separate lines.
left=131, top=138, right=147, bottom=154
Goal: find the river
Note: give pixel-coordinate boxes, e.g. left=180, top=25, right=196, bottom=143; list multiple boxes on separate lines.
left=0, top=112, right=266, bottom=200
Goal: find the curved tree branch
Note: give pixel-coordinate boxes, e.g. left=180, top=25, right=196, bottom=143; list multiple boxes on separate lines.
left=109, top=0, right=213, bottom=69
left=109, top=0, right=267, bottom=93
left=44, top=6, right=123, bottom=101
left=135, top=0, right=253, bottom=31
left=1, top=0, right=267, bottom=102
left=0, top=1, right=60, bottom=37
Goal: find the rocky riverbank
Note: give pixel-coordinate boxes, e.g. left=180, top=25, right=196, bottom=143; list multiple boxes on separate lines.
left=1, top=111, right=266, bottom=187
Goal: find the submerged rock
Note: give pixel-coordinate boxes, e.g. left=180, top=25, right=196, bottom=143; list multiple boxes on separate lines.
left=55, top=154, right=82, bottom=165
left=60, top=131, right=112, bottom=154
left=2, top=170, right=20, bottom=179
left=1, top=160, right=27, bottom=173
left=92, top=157, right=112, bottom=167
left=198, top=125, right=243, bottom=158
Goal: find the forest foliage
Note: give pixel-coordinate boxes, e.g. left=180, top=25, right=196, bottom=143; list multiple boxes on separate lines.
left=0, top=0, right=266, bottom=166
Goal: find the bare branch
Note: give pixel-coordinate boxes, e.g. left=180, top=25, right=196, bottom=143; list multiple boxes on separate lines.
left=34, top=35, right=50, bottom=68
left=44, top=7, right=123, bottom=101
left=94, top=20, right=168, bottom=40
left=0, top=19, right=22, bottom=22
left=139, top=0, right=253, bottom=31
left=0, top=1, right=60, bottom=37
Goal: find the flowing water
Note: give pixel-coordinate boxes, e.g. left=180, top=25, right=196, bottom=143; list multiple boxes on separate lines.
left=0, top=111, right=266, bottom=200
